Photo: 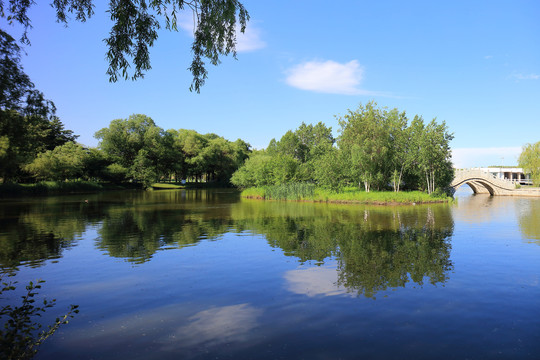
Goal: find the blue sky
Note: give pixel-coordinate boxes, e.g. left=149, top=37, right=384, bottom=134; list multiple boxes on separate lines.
left=2, top=0, right=539, bottom=168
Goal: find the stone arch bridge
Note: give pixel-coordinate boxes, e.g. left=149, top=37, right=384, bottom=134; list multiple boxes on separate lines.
left=451, top=169, right=540, bottom=196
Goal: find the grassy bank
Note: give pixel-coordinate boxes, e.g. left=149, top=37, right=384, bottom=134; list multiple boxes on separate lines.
left=150, top=181, right=230, bottom=190
left=0, top=180, right=233, bottom=198
left=241, top=184, right=452, bottom=204
left=0, top=181, right=135, bottom=197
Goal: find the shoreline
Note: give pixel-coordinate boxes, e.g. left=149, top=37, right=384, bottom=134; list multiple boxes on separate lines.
left=0, top=181, right=234, bottom=198
left=242, top=195, right=451, bottom=206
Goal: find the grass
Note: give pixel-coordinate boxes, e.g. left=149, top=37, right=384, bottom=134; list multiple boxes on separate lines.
left=0, top=180, right=132, bottom=197
left=241, top=184, right=452, bottom=204
left=150, top=181, right=232, bottom=190
left=151, top=182, right=185, bottom=190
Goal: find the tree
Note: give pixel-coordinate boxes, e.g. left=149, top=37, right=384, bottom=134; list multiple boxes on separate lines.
left=386, top=108, right=409, bottom=192
left=0, top=29, right=34, bottom=112
left=0, top=29, right=59, bottom=117
left=338, top=102, right=391, bottom=192
left=1, top=29, right=78, bottom=182
left=295, top=121, right=334, bottom=163
left=518, top=141, right=540, bottom=186
left=24, top=142, right=88, bottom=181
left=415, top=119, right=454, bottom=194
left=175, top=129, right=208, bottom=182
left=275, top=130, right=302, bottom=161
left=95, top=114, right=168, bottom=186
left=313, top=148, right=347, bottom=191
left=0, top=0, right=249, bottom=92
left=230, top=152, right=273, bottom=188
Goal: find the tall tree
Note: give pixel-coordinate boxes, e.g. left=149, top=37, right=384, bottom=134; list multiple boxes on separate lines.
left=0, top=0, right=249, bottom=92
left=94, top=114, right=166, bottom=186
left=338, top=102, right=391, bottom=192
left=1, top=30, right=77, bottom=181
left=518, top=141, right=540, bottom=186
left=415, top=119, right=454, bottom=194
left=386, top=109, right=409, bottom=192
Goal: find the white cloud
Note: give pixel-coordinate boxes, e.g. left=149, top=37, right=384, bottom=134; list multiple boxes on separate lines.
left=178, top=13, right=265, bottom=52
left=510, top=73, right=540, bottom=80
left=235, top=25, right=266, bottom=52
left=452, top=147, right=522, bottom=168
left=285, top=60, right=366, bottom=95
left=284, top=60, right=388, bottom=96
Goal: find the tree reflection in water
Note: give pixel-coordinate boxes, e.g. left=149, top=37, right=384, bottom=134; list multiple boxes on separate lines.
left=232, top=200, right=454, bottom=298
left=517, top=198, right=540, bottom=243
left=0, top=190, right=455, bottom=298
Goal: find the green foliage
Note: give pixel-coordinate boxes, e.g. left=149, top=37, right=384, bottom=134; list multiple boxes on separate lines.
left=103, top=163, right=129, bottom=184
left=95, top=116, right=251, bottom=187
left=0, top=29, right=78, bottom=182
left=95, top=115, right=168, bottom=187
left=0, top=278, right=79, bottom=360
left=518, top=141, right=540, bottom=186
left=232, top=122, right=334, bottom=188
left=312, top=148, right=348, bottom=191
left=0, top=0, right=249, bottom=92
left=230, top=152, right=272, bottom=188
left=24, top=142, right=88, bottom=181
left=338, top=102, right=391, bottom=192
left=233, top=102, right=454, bottom=195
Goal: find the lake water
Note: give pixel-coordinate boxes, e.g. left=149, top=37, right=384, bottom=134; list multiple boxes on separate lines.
left=1, top=188, right=539, bottom=359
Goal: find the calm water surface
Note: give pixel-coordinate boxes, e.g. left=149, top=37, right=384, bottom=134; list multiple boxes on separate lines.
left=1, top=189, right=539, bottom=359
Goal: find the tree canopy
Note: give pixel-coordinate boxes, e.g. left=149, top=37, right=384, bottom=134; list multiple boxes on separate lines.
left=518, top=141, right=540, bottom=186
left=0, top=0, right=249, bottom=92
left=93, top=114, right=251, bottom=187
left=232, top=102, right=455, bottom=194
left=1, top=29, right=78, bottom=181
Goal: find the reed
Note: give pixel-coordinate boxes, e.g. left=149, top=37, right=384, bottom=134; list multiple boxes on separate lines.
left=241, top=184, right=452, bottom=204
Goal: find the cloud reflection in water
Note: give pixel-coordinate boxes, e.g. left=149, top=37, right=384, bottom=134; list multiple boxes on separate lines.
left=284, top=265, right=352, bottom=298
left=165, top=303, right=262, bottom=349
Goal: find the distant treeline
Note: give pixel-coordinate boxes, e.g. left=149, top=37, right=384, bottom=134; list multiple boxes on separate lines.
left=2, top=113, right=251, bottom=187
left=232, top=102, right=454, bottom=194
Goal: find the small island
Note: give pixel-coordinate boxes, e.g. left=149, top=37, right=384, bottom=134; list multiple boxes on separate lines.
left=232, top=102, right=454, bottom=204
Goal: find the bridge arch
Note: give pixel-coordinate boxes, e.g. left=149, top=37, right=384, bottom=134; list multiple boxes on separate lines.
left=451, top=169, right=540, bottom=197
left=450, top=169, right=519, bottom=196
left=452, top=178, right=496, bottom=195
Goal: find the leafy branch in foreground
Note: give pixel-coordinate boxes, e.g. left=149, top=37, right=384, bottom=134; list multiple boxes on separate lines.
left=0, top=0, right=249, bottom=92
left=0, top=278, right=79, bottom=360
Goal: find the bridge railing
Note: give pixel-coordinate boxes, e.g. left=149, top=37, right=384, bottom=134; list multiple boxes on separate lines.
left=454, top=168, right=533, bottom=186
left=511, top=179, right=533, bottom=186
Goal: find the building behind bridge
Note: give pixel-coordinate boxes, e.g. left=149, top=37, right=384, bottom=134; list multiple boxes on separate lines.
left=471, top=167, right=532, bottom=185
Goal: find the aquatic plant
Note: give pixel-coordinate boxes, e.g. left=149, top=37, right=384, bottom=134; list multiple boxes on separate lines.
left=0, top=278, right=79, bottom=359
